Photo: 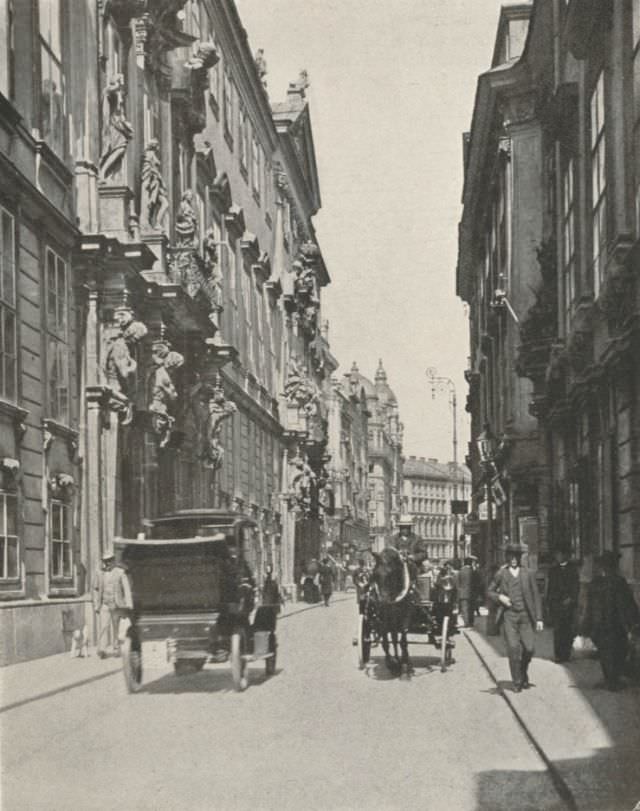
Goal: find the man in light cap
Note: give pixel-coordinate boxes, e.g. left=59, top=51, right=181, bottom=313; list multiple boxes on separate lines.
left=92, top=548, right=133, bottom=658
left=488, top=541, right=543, bottom=692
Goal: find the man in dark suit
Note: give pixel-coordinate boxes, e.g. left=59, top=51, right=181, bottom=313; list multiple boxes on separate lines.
left=458, top=558, right=474, bottom=628
left=488, top=542, right=544, bottom=692
left=546, top=544, right=579, bottom=662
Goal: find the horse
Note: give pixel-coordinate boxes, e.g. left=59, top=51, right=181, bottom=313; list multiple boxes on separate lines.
left=370, top=547, right=414, bottom=677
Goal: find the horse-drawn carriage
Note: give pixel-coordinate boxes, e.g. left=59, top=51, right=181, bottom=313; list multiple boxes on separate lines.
left=115, top=510, right=277, bottom=693
left=355, top=548, right=456, bottom=675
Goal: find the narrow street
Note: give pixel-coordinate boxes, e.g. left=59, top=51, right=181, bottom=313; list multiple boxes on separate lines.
left=2, top=597, right=567, bottom=811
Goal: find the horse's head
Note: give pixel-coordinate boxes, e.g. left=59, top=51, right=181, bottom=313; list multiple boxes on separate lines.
left=371, top=547, right=410, bottom=604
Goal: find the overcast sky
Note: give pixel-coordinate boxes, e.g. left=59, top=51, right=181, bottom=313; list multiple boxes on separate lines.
left=236, top=0, right=505, bottom=464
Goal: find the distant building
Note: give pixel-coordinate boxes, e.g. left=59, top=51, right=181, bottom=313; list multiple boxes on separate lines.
left=346, top=361, right=403, bottom=552
left=402, top=457, right=471, bottom=561
left=324, top=366, right=371, bottom=561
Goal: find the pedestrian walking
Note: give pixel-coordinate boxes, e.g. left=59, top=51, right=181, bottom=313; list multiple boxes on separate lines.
left=471, top=559, right=484, bottom=617
left=582, top=550, right=640, bottom=691
left=262, top=564, right=282, bottom=613
left=92, top=549, right=133, bottom=658
left=488, top=543, right=544, bottom=692
left=319, top=557, right=334, bottom=607
left=457, top=557, right=474, bottom=628
left=546, top=544, right=579, bottom=662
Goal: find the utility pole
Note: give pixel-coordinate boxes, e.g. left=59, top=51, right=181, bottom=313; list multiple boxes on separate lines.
left=425, top=368, right=459, bottom=560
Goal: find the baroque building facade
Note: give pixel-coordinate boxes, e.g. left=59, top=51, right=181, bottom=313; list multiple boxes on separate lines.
left=0, top=0, right=335, bottom=664
left=347, top=361, right=403, bottom=552
left=323, top=363, right=371, bottom=562
left=402, top=457, right=471, bottom=562
left=457, top=0, right=640, bottom=601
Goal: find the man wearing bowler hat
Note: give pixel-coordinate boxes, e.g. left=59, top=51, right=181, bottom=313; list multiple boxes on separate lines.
left=583, top=550, right=640, bottom=691
left=488, top=541, right=544, bottom=692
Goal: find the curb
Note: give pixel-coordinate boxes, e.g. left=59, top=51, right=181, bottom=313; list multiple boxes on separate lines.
left=464, top=629, right=578, bottom=811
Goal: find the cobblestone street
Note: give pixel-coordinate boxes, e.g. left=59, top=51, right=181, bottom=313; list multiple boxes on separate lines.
left=1, top=597, right=575, bottom=811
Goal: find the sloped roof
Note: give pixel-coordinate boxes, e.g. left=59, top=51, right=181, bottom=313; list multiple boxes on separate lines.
left=403, top=457, right=470, bottom=483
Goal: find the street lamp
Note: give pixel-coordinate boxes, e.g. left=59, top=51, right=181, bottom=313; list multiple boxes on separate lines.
left=425, top=367, right=459, bottom=560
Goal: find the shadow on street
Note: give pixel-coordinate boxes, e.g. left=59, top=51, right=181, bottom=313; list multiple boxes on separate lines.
left=138, top=665, right=282, bottom=695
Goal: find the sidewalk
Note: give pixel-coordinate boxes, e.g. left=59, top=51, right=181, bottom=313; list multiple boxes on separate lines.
left=0, top=593, right=351, bottom=713
left=466, top=618, right=640, bottom=811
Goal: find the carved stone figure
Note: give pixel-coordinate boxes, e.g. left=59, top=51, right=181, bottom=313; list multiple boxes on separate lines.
left=202, top=228, right=223, bottom=307
left=104, top=308, right=148, bottom=397
left=254, top=48, right=267, bottom=87
left=147, top=341, right=184, bottom=447
left=141, top=139, right=169, bottom=230
left=283, top=355, right=315, bottom=409
left=198, top=381, right=237, bottom=470
left=174, top=189, right=198, bottom=248
left=290, top=454, right=316, bottom=513
left=99, top=73, right=133, bottom=182
left=185, top=40, right=218, bottom=71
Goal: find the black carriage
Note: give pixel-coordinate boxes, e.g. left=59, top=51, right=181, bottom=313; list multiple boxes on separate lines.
left=356, top=571, right=456, bottom=673
left=116, top=510, right=277, bottom=693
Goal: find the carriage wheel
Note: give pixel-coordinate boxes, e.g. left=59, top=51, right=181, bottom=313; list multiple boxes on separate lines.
left=358, top=614, right=372, bottom=669
left=440, top=615, right=450, bottom=672
left=231, top=631, right=249, bottom=691
left=265, top=632, right=277, bottom=676
left=122, top=636, right=143, bottom=693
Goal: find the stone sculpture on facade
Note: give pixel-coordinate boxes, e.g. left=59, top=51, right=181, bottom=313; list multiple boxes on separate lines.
left=289, top=453, right=316, bottom=515
left=104, top=307, right=148, bottom=400
left=283, top=355, right=315, bottom=411
left=141, top=139, right=169, bottom=230
left=197, top=378, right=237, bottom=470
left=147, top=340, right=184, bottom=447
left=99, top=73, right=134, bottom=182
left=254, top=48, right=268, bottom=87
left=202, top=227, right=223, bottom=308
left=174, top=189, right=198, bottom=247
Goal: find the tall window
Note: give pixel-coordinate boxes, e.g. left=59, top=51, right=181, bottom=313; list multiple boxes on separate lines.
left=251, top=135, right=260, bottom=199
left=562, top=159, right=577, bottom=325
left=0, top=491, right=18, bottom=581
left=0, top=0, right=16, bottom=100
left=590, top=72, right=607, bottom=297
left=633, top=0, right=640, bottom=233
left=0, top=207, right=16, bottom=402
left=242, top=269, right=254, bottom=371
left=209, top=41, right=221, bottom=110
left=238, top=106, right=248, bottom=173
left=50, top=500, right=71, bottom=580
left=39, top=0, right=65, bottom=155
left=46, top=247, right=69, bottom=423
left=223, top=71, right=233, bottom=144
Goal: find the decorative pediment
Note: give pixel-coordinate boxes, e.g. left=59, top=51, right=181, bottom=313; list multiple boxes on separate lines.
left=194, top=136, right=217, bottom=183
left=240, top=232, right=260, bottom=264
left=224, top=204, right=245, bottom=238
left=211, top=172, right=232, bottom=214
left=48, top=472, right=75, bottom=499
left=252, top=251, right=271, bottom=284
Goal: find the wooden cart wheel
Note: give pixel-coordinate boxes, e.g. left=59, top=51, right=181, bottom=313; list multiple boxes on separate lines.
left=265, top=632, right=277, bottom=676
left=231, top=630, right=249, bottom=691
left=122, top=636, right=143, bottom=693
left=358, top=613, right=371, bottom=669
left=440, top=615, right=450, bottom=672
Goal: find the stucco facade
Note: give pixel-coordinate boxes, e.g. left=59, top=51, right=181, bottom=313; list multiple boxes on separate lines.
left=0, top=0, right=336, bottom=664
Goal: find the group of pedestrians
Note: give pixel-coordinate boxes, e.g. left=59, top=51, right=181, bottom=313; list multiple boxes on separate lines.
left=487, top=541, right=640, bottom=693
